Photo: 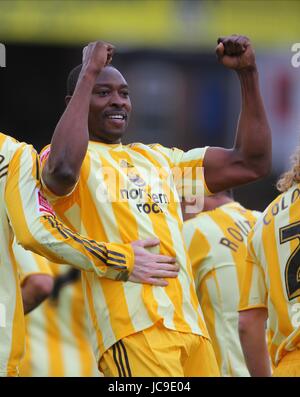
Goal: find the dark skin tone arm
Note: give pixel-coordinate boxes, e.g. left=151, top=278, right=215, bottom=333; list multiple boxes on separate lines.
left=204, top=35, right=272, bottom=193
left=21, top=274, right=54, bottom=314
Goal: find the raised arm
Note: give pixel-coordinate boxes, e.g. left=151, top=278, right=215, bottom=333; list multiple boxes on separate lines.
left=42, top=41, right=114, bottom=196
left=204, top=35, right=272, bottom=193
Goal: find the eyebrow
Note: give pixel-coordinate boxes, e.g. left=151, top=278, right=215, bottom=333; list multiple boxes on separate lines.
left=94, top=83, right=129, bottom=89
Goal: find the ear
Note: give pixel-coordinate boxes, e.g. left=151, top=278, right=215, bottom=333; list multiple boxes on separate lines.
left=65, top=95, right=72, bottom=106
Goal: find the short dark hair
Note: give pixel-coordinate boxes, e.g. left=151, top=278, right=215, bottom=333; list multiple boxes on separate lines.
left=66, top=63, right=117, bottom=96
left=66, top=64, right=82, bottom=96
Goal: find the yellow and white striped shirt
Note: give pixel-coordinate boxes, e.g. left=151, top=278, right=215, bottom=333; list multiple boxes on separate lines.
left=13, top=245, right=99, bottom=377
left=41, top=141, right=211, bottom=362
left=239, top=183, right=300, bottom=367
left=183, top=202, right=260, bottom=376
left=0, top=133, right=133, bottom=376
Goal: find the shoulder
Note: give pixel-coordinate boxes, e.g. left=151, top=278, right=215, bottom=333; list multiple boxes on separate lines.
left=0, top=132, right=26, bottom=159
left=183, top=212, right=212, bottom=235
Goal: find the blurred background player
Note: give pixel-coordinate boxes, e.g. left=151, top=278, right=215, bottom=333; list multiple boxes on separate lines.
left=39, top=35, right=271, bottom=377
left=14, top=248, right=100, bottom=377
left=182, top=192, right=260, bottom=376
left=239, top=147, right=300, bottom=376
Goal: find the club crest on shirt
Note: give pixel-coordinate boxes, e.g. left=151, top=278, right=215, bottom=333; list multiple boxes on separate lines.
left=127, top=171, right=146, bottom=187
left=120, top=160, right=134, bottom=169
left=120, top=159, right=146, bottom=187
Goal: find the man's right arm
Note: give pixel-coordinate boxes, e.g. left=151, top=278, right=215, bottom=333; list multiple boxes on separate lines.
left=42, top=41, right=114, bottom=196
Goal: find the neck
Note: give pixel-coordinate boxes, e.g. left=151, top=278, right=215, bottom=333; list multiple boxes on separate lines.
left=89, top=132, right=122, bottom=144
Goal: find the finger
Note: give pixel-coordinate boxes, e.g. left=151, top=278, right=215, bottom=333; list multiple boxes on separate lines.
left=231, top=37, right=245, bottom=55
left=236, top=36, right=249, bottom=52
left=82, top=46, right=88, bottom=61
left=147, top=262, right=180, bottom=273
left=152, top=270, right=179, bottom=279
left=137, top=238, right=160, bottom=248
left=106, top=48, right=115, bottom=66
left=149, top=263, right=179, bottom=272
left=153, top=255, right=176, bottom=263
left=155, top=263, right=180, bottom=272
left=224, top=40, right=236, bottom=55
left=146, top=278, right=168, bottom=287
left=128, top=274, right=168, bottom=286
left=107, top=44, right=115, bottom=51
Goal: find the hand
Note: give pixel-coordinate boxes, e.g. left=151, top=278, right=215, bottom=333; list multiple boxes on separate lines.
left=129, top=238, right=179, bottom=286
left=216, top=35, right=256, bottom=71
left=82, top=41, right=115, bottom=75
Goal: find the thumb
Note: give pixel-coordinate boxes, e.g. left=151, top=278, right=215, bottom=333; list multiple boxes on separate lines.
left=82, top=46, right=88, bottom=62
left=215, top=42, right=224, bottom=59
left=133, top=237, right=160, bottom=248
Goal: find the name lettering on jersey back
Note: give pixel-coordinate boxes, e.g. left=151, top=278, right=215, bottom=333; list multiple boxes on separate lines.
left=0, top=154, right=8, bottom=180
left=263, top=187, right=300, bottom=226
left=220, top=219, right=253, bottom=252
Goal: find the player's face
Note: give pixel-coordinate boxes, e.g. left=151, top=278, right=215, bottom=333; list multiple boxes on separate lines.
left=88, top=67, right=131, bottom=143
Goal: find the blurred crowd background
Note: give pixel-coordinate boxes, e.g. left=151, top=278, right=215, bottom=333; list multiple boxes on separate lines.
left=0, top=0, right=299, bottom=210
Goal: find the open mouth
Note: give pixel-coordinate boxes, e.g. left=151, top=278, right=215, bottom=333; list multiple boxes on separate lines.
left=104, top=112, right=127, bottom=121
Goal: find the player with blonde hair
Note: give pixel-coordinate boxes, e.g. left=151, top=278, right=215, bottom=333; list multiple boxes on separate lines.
left=239, top=146, right=300, bottom=376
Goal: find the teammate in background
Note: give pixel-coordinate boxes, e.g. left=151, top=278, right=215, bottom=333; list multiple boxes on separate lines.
left=13, top=245, right=99, bottom=377
left=13, top=241, right=54, bottom=315
left=0, top=133, right=177, bottom=377
left=182, top=192, right=260, bottom=376
left=239, top=147, right=300, bottom=376
left=40, top=35, right=271, bottom=376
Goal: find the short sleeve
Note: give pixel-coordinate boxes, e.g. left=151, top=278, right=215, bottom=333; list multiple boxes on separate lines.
left=150, top=144, right=211, bottom=198
left=239, top=231, right=268, bottom=312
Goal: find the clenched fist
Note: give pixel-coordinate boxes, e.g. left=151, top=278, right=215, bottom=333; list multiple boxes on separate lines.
left=82, top=41, right=115, bottom=75
left=216, top=35, right=256, bottom=71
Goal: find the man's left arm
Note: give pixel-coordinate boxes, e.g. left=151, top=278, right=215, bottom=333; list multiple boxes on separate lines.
left=204, top=35, right=272, bottom=193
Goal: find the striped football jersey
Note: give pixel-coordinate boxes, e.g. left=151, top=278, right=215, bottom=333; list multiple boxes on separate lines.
left=183, top=202, right=260, bottom=376
left=13, top=244, right=99, bottom=377
left=40, top=141, right=211, bottom=362
left=239, top=183, right=300, bottom=367
left=0, top=133, right=133, bottom=376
